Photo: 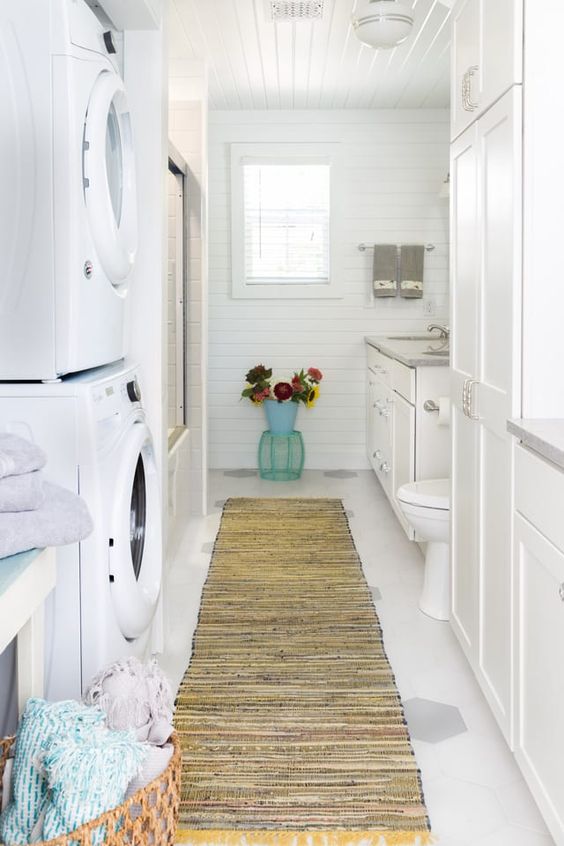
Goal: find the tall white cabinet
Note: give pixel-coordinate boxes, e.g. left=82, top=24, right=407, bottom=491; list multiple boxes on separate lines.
left=451, top=2, right=564, bottom=842
left=451, top=0, right=522, bottom=140
left=450, top=6, right=523, bottom=745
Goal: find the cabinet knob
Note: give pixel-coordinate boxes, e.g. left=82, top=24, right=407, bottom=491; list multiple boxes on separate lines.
left=380, top=461, right=390, bottom=474
left=559, top=583, right=564, bottom=602
left=373, top=450, right=382, bottom=460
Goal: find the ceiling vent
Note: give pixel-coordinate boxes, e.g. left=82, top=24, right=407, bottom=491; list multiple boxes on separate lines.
left=267, top=1, right=324, bottom=21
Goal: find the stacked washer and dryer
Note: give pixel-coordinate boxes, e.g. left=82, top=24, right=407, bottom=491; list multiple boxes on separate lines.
left=0, top=0, right=163, bottom=701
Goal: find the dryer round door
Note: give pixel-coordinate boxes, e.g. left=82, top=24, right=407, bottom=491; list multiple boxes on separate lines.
left=108, top=421, right=162, bottom=640
left=83, top=69, right=137, bottom=290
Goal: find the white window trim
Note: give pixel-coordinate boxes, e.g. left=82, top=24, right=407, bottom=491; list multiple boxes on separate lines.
left=231, top=142, right=344, bottom=300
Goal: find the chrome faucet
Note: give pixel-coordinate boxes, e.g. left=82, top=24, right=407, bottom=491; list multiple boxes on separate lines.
left=427, top=323, right=450, bottom=340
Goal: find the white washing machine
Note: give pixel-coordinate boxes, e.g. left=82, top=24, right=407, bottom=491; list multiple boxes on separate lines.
left=0, top=362, right=162, bottom=700
left=0, top=0, right=137, bottom=380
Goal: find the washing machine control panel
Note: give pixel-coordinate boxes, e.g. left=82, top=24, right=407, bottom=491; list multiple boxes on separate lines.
left=92, top=378, right=138, bottom=410
left=126, top=379, right=141, bottom=404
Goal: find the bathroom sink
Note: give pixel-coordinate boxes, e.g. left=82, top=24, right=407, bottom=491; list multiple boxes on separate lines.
left=424, top=349, right=449, bottom=357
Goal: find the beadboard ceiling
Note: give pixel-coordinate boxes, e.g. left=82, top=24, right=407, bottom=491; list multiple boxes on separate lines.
left=169, top=0, right=452, bottom=109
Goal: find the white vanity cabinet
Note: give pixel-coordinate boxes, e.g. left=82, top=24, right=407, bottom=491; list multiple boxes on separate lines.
left=366, top=343, right=449, bottom=539
left=514, top=444, right=564, bottom=845
left=451, top=0, right=523, bottom=141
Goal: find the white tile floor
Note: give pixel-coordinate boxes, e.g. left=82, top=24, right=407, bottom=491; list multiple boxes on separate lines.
left=162, top=469, right=555, bottom=846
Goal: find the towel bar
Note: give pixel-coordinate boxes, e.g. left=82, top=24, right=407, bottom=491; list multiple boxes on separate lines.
left=358, top=242, right=435, bottom=252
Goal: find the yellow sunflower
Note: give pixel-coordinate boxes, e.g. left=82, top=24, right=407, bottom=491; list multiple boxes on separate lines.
left=306, top=385, right=320, bottom=407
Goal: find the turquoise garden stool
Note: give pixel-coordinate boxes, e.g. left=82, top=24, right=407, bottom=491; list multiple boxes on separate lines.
left=258, top=430, right=305, bottom=481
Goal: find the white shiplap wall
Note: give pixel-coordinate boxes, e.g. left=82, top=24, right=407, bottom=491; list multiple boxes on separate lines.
left=209, top=109, right=449, bottom=470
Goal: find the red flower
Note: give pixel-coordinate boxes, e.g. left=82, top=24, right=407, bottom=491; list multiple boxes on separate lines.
left=291, top=376, right=303, bottom=393
left=308, top=367, right=323, bottom=382
left=274, top=382, right=293, bottom=402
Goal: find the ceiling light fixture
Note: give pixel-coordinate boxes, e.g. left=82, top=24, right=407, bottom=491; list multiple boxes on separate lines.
left=351, top=0, right=414, bottom=49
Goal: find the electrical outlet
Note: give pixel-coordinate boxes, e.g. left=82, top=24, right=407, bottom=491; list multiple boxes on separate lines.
left=423, top=299, right=436, bottom=316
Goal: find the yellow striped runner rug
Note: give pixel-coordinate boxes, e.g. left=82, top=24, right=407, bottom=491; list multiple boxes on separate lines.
left=174, top=498, right=432, bottom=846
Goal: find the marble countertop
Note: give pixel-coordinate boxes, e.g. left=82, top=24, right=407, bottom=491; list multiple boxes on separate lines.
left=365, top=335, right=450, bottom=368
left=508, top=419, right=564, bottom=472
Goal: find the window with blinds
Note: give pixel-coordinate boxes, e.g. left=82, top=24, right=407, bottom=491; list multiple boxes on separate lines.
left=231, top=143, right=343, bottom=300
left=242, top=163, right=331, bottom=285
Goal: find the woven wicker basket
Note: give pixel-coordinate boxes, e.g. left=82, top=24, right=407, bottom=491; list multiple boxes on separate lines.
left=0, top=733, right=181, bottom=846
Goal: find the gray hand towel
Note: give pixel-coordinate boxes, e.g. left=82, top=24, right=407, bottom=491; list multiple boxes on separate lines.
left=372, top=245, right=398, bottom=297
left=0, top=482, right=93, bottom=558
left=400, top=244, right=424, bottom=298
left=0, top=434, right=46, bottom=479
left=0, top=470, right=45, bottom=513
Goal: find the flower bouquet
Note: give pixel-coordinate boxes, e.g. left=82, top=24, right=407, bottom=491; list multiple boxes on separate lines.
left=242, top=364, right=323, bottom=435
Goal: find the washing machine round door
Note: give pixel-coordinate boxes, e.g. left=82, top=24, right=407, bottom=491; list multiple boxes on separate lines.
left=83, top=70, right=137, bottom=289
left=108, top=421, right=162, bottom=640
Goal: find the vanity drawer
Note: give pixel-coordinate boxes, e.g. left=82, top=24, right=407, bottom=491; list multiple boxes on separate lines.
left=366, top=344, right=415, bottom=403
left=393, top=359, right=415, bottom=404
left=515, top=444, right=564, bottom=554
left=367, top=346, right=393, bottom=387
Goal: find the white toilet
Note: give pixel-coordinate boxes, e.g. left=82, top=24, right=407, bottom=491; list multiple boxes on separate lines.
left=396, top=479, right=450, bottom=621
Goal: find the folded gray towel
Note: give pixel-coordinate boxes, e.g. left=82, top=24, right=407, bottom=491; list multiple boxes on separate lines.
left=0, top=470, right=45, bottom=513
left=0, top=482, right=93, bottom=558
left=400, top=244, right=424, bottom=298
left=372, top=245, right=398, bottom=298
left=0, top=434, right=46, bottom=480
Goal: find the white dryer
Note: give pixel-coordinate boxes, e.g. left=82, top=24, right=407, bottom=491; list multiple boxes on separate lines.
left=0, top=362, right=162, bottom=700
left=0, top=0, right=137, bottom=380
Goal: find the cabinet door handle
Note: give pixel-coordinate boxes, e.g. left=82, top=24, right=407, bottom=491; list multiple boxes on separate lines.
left=466, top=65, right=479, bottom=110
left=373, top=450, right=383, bottom=460
left=462, top=379, right=470, bottom=416
left=461, top=71, right=470, bottom=110
left=380, top=461, right=391, bottom=474
left=466, top=379, right=480, bottom=420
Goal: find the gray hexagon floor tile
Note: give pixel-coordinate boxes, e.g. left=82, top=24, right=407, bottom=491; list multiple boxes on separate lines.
left=403, top=698, right=467, bottom=743
left=324, top=470, right=358, bottom=479
left=214, top=499, right=227, bottom=509
left=345, top=509, right=355, bottom=518
left=369, top=586, right=382, bottom=601
left=224, top=469, right=258, bottom=478
left=201, top=542, right=214, bottom=554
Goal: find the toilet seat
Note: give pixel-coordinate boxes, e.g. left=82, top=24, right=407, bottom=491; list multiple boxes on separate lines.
left=397, top=479, right=450, bottom=511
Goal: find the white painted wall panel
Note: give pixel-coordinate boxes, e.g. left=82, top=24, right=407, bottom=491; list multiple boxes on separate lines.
left=169, top=89, right=209, bottom=514
left=208, top=109, right=450, bottom=470
left=170, top=0, right=451, bottom=110
left=167, top=170, right=178, bottom=429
